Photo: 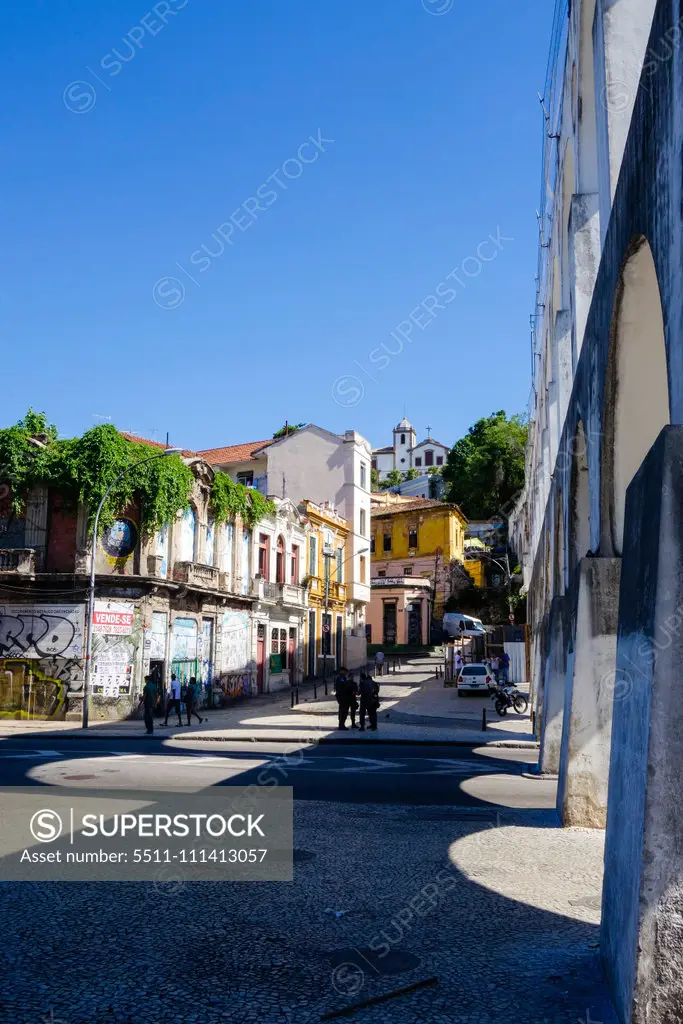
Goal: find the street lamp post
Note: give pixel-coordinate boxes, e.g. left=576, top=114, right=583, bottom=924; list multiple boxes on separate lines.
left=82, top=447, right=183, bottom=729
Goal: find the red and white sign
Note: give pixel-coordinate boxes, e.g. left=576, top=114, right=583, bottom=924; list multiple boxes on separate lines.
left=93, top=601, right=135, bottom=635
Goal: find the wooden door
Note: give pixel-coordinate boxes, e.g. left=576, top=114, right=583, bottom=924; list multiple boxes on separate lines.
left=256, top=624, right=265, bottom=694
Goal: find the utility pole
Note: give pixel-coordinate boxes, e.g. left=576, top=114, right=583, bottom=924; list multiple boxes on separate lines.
left=322, top=544, right=332, bottom=696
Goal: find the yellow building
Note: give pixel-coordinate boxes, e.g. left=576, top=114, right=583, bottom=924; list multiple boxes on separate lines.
left=300, top=500, right=351, bottom=677
left=370, top=496, right=468, bottom=631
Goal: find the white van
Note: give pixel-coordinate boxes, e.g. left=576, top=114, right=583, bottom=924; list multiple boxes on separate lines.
left=442, top=613, right=487, bottom=639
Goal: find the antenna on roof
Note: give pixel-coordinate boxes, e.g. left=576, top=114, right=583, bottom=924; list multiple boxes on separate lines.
left=166, top=432, right=169, bottom=447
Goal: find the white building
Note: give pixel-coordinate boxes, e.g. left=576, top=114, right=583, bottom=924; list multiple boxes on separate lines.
left=199, top=425, right=372, bottom=668
left=245, top=497, right=308, bottom=693
left=372, top=418, right=449, bottom=481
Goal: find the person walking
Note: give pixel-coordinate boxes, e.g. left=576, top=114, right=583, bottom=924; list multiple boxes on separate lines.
left=359, top=672, right=379, bottom=732
left=164, top=673, right=183, bottom=727
left=374, top=650, right=385, bottom=677
left=491, top=655, right=500, bottom=684
left=501, top=651, right=511, bottom=685
left=140, top=675, right=157, bottom=736
left=184, top=676, right=204, bottom=726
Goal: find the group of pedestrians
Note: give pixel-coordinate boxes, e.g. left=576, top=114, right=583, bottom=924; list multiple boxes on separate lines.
left=140, top=673, right=205, bottom=735
left=487, top=652, right=511, bottom=685
left=334, top=667, right=380, bottom=731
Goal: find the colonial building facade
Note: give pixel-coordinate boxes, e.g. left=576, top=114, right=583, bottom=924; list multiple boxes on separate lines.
left=199, top=424, right=371, bottom=669
left=300, top=500, right=351, bottom=677
left=370, top=494, right=468, bottom=632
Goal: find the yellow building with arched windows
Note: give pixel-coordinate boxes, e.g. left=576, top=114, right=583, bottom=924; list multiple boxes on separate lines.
left=299, top=500, right=356, bottom=676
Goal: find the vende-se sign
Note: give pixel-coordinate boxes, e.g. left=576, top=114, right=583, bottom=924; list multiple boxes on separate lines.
left=93, top=601, right=135, bottom=635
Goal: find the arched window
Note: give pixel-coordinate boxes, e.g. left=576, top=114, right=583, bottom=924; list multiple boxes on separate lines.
left=241, top=530, right=251, bottom=594
left=179, top=508, right=196, bottom=563
left=276, top=535, right=286, bottom=583
left=400, top=434, right=405, bottom=444
left=205, top=517, right=215, bottom=567
left=222, top=522, right=234, bottom=573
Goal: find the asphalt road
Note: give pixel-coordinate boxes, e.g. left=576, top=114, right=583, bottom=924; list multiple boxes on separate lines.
left=0, top=736, right=552, bottom=808
left=0, top=736, right=618, bottom=1024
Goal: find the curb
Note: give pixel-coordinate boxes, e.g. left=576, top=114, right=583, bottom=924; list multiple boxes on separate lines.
left=0, top=730, right=539, bottom=749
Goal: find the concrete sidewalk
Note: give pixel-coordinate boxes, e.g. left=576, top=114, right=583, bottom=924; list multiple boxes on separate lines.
left=0, top=657, right=537, bottom=748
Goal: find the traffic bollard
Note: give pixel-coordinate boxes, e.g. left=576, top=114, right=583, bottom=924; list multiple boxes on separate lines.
left=482, top=708, right=487, bottom=731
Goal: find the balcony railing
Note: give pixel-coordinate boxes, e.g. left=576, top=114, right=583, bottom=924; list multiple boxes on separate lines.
left=173, top=561, right=220, bottom=589
left=251, top=577, right=305, bottom=607
left=0, top=548, right=35, bottom=574
left=306, top=576, right=347, bottom=602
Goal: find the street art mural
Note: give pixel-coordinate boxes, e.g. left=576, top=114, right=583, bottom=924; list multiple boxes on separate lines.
left=0, top=604, right=85, bottom=659
left=0, top=657, right=83, bottom=719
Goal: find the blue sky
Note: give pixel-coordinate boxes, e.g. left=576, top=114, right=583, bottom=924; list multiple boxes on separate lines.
left=2, top=0, right=553, bottom=454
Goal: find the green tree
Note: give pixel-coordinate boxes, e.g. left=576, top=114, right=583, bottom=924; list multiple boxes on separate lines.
left=442, top=411, right=527, bottom=519
left=272, top=422, right=305, bottom=439
left=370, top=467, right=381, bottom=491
left=405, top=468, right=419, bottom=480
left=381, top=469, right=404, bottom=489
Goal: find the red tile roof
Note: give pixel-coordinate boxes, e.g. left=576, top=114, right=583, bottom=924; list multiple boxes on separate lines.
left=371, top=497, right=466, bottom=520
left=197, top=439, right=272, bottom=466
left=119, top=432, right=197, bottom=457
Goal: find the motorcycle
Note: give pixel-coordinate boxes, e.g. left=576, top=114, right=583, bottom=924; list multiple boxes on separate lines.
left=491, top=685, right=529, bottom=716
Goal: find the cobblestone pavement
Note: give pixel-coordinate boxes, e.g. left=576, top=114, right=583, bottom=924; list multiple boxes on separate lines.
left=0, top=802, right=617, bottom=1024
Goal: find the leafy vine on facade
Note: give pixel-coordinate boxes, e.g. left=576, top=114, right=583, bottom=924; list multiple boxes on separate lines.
left=0, top=410, right=273, bottom=536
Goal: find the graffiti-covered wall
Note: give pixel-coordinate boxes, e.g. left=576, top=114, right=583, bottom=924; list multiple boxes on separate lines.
left=0, top=602, right=87, bottom=718
left=215, top=610, right=255, bottom=698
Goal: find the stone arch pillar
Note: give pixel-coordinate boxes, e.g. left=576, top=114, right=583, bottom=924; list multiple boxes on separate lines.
left=601, top=236, right=670, bottom=556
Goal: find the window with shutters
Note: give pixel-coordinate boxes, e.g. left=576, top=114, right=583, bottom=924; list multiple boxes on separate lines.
left=383, top=532, right=392, bottom=553
left=276, top=535, right=285, bottom=583
left=309, top=535, right=317, bottom=575
left=258, top=533, right=270, bottom=580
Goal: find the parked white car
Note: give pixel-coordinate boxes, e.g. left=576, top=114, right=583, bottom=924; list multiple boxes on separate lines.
left=456, top=663, right=493, bottom=695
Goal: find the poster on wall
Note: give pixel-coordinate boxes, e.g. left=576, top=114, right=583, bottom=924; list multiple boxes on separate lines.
left=221, top=611, right=251, bottom=672
left=92, top=645, right=133, bottom=696
left=0, top=604, right=85, bottom=659
left=93, top=601, right=135, bottom=636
